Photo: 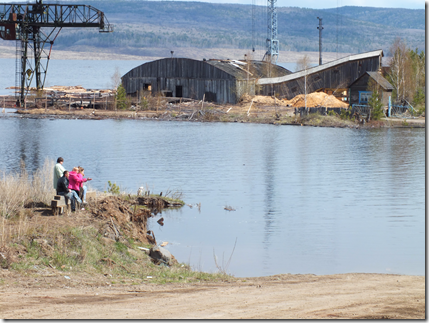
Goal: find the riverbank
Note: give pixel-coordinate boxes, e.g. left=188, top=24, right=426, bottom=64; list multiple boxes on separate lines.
left=2, top=103, right=425, bottom=129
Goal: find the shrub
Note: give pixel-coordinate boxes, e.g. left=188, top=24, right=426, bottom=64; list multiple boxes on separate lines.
left=106, top=181, right=121, bottom=195
left=340, top=109, right=352, bottom=120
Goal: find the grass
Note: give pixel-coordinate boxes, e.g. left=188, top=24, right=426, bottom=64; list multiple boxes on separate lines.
left=5, top=224, right=231, bottom=284
left=0, top=162, right=232, bottom=284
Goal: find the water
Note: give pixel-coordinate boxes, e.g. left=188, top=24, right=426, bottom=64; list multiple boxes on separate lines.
left=0, top=58, right=143, bottom=96
left=0, top=116, right=425, bottom=277
left=0, top=58, right=296, bottom=96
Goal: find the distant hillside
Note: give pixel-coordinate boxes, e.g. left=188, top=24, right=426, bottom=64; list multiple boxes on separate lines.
left=0, top=1, right=424, bottom=60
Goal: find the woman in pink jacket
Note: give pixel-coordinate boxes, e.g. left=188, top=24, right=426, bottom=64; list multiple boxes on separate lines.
left=77, top=166, right=92, bottom=203
left=68, top=167, right=92, bottom=204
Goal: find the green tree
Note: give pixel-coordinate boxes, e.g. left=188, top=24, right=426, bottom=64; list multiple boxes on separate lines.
left=116, top=84, right=127, bottom=110
left=368, top=89, right=384, bottom=120
left=409, top=48, right=425, bottom=108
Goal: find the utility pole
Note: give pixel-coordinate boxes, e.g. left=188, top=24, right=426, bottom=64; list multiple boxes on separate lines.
left=305, top=66, right=307, bottom=113
left=317, top=17, right=323, bottom=65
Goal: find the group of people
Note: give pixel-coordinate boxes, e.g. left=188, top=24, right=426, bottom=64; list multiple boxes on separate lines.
left=53, top=157, right=92, bottom=212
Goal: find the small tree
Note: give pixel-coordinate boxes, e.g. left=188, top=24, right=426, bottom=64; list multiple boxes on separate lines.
left=111, top=66, right=122, bottom=90
left=295, top=54, right=311, bottom=72
left=116, top=84, right=127, bottom=110
left=368, top=89, right=384, bottom=120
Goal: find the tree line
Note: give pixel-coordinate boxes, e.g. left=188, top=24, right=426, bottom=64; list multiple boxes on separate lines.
left=47, top=1, right=424, bottom=55
left=386, top=38, right=425, bottom=109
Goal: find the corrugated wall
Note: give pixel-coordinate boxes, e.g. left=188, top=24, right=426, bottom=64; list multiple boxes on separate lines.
left=121, top=58, right=242, bottom=104
left=258, top=56, right=381, bottom=99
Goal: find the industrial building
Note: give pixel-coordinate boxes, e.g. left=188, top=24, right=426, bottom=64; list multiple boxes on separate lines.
left=257, top=50, right=385, bottom=101
left=122, top=49, right=389, bottom=106
left=121, top=58, right=291, bottom=104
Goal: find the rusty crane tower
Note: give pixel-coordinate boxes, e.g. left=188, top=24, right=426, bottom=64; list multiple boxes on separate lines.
left=0, top=0, right=113, bottom=106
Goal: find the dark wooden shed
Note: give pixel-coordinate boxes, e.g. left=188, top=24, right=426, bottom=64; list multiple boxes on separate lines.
left=257, top=50, right=384, bottom=100
left=121, top=58, right=291, bottom=104
left=349, top=71, right=394, bottom=106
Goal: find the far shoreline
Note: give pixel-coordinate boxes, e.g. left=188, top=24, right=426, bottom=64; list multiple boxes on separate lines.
left=1, top=106, right=425, bottom=129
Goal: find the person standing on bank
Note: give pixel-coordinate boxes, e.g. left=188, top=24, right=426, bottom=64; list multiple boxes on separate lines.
left=77, top=166, right=92, bottom=204
left=56, top=170, right=82, bottom=212
left=68, top=167, right=90, bottom=209
left=53, top=157, right=65, bottom=191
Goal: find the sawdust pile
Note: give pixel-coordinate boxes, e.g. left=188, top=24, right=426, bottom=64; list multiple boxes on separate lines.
left=240, top=94, right=285, bottom=106
left=240, top=93, right=348, bottom=108
left=283, top=92, right=348, bottom=108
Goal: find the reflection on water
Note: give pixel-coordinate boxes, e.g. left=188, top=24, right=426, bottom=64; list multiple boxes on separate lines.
left=0, top=118, right=425, bottom=277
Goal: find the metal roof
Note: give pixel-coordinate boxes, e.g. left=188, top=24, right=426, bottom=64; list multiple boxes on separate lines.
left=258, top=49, right=384, bottom=85
left=206, top=59, right=291, bottom=79
left=366, top=71, right=394, bottom=90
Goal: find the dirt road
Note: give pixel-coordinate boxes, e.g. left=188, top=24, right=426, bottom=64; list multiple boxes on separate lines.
left=0, top=272, right=424, bottom=319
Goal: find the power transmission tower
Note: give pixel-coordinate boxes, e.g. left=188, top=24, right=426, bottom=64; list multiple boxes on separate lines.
left=252, top=0, right=255, bottom=53
left=263, top=0, right=278, bottom=66
left=0, top=0, right=113, bottom=106
left=317, top=17, right=323, bottom=65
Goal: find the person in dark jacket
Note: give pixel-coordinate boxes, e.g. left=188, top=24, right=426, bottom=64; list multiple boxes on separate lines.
left=56, top=170, right=81, bottom=212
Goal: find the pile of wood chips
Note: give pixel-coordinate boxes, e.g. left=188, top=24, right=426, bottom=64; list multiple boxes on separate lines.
left=282, top=92, right=348, bottom=108
left=240, top=93, right=348, bottom=108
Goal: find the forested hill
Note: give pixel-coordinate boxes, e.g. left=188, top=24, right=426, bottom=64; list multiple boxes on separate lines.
left=33, top=1, right=427, bottom=57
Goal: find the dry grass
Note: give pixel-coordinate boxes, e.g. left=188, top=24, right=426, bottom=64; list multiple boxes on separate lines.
left=0, top=158, right=55, bottom=248
left=0, top=158, right=54, bottom=219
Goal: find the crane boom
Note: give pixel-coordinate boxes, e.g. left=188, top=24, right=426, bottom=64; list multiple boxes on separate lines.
left=0, top=1, right=113, bottom=106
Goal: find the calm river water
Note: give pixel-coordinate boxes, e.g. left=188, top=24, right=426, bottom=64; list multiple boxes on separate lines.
left=0, top=114, right=425, bottom=277
left=0, top=58, right=297, bottom=96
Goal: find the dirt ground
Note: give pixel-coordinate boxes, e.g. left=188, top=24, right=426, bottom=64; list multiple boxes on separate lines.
left=0, top=271, right=424, bottom=319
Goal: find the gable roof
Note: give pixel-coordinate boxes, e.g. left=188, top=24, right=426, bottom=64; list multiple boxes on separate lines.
left=349, top=71, right=394, bottom=90
left=366, top=72, right=394, bottom=90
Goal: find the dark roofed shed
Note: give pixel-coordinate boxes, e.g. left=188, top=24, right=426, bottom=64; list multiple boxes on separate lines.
left=121, top=58, right=291, bottom=104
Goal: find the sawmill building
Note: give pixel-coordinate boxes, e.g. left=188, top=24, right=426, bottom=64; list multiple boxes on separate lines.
left=121, top=58, right=291, bottom=104
left=257, top=50, right=385, bottom=101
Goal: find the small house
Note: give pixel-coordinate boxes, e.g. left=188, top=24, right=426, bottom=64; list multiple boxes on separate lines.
left=349, top=71, right=394, bottom=106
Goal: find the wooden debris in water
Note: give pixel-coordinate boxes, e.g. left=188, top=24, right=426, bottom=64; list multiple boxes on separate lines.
left=224, top=206, right=236, bottom=211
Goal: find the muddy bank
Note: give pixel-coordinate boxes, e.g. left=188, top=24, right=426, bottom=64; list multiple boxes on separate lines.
left=0, top=193, right=184, bottom=271
left=1, top=104, right=425, bottom=129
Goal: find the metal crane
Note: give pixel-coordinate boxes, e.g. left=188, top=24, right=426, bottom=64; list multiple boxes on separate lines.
left=262, top=0, right=278, bottom=65
left=0, top=0, right=113, bottom=106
